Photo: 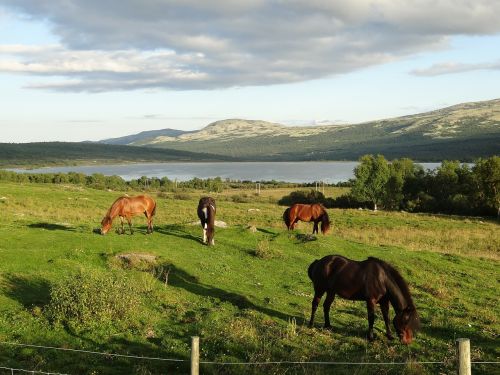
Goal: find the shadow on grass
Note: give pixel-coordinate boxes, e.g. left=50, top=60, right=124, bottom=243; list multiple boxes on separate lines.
left=422, top=324, right=498, bottom=353
left=3, top=274, right=51, bottom=308
left=166, top=264, right=302, bottom=323
left=27, top=222, right=75, bottom=231
left=295, top=233, right=317, bottom=243
left=156, top=224, right=202, bottom=244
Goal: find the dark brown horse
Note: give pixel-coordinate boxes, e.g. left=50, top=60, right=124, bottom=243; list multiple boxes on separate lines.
left=283, top=203, right=330, bottom=234
left=308, top=255, right=419, bottom=344
left=197, top=197, right=216, bottom=246
left=101, top=195, right=156, bottom=235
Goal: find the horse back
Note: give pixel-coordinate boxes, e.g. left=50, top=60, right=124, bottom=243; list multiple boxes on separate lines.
left=309, top=255, right=384, bottom=300
left=114, top=195, right=155, bottom=215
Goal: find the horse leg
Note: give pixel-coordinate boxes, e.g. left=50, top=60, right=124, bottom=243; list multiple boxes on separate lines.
left=126, top=217, right=133, bottom=235
left=119, top=216, right=125, bottom=234
left=308, top=290, right=324, bottom=328
left=380, top=298, right=394, bottom=340
left=366, top=299, right=377, bottom=341
left=323, top=291, right=335, bottom=329
left=144, top=211, right=152, bottom=234
left=313, top=221, right=319, bottom=234
left=203, top=222, right=207, bottom=244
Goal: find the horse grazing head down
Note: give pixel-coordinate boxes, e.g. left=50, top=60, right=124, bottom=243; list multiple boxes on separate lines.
left=393, top=306, right=420, bottom=344
left=100, top=215, right=112, bottom=235
left=284, top=203, right=331, bottom=235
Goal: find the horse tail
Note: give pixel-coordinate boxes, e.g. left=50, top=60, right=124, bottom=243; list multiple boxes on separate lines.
left=151, top=199, right=157, bottom=217
left=320, top=208, right=331, bottom=234
left=283, top=207, right=291, bottom=229
left=208, top=202, right=216, bottom=226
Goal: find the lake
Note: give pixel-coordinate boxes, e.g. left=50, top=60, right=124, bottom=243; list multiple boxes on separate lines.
left=12, top=162, right=441, bottom=183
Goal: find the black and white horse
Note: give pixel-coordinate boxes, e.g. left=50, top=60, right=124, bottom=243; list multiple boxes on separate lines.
left=197, top=197, right=216, bottom=246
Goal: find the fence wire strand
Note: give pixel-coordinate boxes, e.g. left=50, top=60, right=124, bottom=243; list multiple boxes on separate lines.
left=0, top=341, right=186, bottom=362
left=1, top=340, right=499, bottom=368
left=0, top=366, right=69, bottom=375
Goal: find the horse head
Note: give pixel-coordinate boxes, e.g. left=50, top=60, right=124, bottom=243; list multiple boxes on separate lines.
left=393, top=306, right=420, bottom=344
left=100, top=215, right=112, bottom=235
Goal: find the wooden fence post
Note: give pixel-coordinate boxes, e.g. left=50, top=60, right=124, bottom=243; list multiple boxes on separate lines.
left=456, top=338, right=471, bottom=375
left=191, top=336, right=200, bottom=375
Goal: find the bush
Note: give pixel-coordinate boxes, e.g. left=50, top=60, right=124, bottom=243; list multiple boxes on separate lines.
left=45, top=270, right=140, bottom=329
left=173, top=192, right=191, bottom=200
left=251, top=240, right=282, bottom=259
left=326, top=194, right=373, bottom=209
left=231, top=193, right=253, bottom=203
left=277, top=190, right=326, bottom=206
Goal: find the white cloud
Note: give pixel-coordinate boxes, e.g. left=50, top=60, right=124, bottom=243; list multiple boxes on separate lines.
left=1, top=0, right=499, bottom=91
left=411, top=61, right=500, bottom=76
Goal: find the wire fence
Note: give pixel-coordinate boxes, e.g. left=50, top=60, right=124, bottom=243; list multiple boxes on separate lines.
left=1, top=339, right=499, bottom=374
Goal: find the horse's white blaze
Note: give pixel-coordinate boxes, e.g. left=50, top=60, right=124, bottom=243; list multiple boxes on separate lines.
left=202, top=207, right=208, bottom=219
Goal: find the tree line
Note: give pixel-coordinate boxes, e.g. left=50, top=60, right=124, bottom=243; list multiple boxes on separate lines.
left=279, top=155, right=499, bottom=217
left=350, top=155, right=499, bottom=217
left=0, top=170, right=316, bottom=192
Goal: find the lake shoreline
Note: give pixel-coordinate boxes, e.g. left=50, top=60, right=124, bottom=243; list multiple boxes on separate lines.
left=8, top=161, right=442, bottom=184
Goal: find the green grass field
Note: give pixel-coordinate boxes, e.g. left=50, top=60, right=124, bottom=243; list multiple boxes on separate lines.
left=0, top=182, right=498, bottom=374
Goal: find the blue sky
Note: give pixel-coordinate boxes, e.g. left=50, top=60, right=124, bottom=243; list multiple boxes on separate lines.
left=0, top=1, right=499, bottom=142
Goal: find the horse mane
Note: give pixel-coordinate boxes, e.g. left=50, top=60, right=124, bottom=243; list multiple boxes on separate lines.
left=105, top=196, right=125, bottom=220
left=283, top=207, right=291, bottom=228
left=370, top=257, right=420, bottom=331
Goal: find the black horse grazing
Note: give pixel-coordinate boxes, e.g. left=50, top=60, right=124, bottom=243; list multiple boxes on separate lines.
left=197, top=197, right=216, bottom=246
left=308, top=255, right=419, bottom=344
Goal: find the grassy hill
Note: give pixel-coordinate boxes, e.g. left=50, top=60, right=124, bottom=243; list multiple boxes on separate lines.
left=104, top=99, right=500, bottom=161
left=0, top=182, right=498, bottom=374
left=0, top=142, right=238, bottom=168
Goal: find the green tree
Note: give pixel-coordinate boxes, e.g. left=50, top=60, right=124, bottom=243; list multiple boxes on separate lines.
left=383, top=158, right=420, bottom=210
left=352, top=154, right=390, bottom=210
left=473, top=156, right=500, bottom=216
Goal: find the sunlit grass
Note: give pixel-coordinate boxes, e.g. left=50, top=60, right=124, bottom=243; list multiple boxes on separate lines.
left=0, top=182, right=498, bottom=374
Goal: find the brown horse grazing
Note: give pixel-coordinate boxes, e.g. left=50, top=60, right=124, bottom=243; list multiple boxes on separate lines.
left=308, top=255, right=419, bottom=344
left=197, top=197, right=216, bottom=246
left=283, top=203, right=330, bottom=234
left=100, top=195, right=156, bottom=235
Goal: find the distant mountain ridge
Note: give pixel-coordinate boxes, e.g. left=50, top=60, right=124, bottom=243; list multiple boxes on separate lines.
left=101, top=128, right=192, bottom=145
left=101, top=98, right=500, bottom=161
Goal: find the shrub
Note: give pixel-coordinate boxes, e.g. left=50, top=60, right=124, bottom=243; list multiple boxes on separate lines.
left=326, top=193, right=373, bottom=209
left=277, top=190, right=326, bottom=206
left=251, top=240, right=282, bottom=259
left=231, top=193, right=253, bottom=203
left=45, top=270, right=140, bottom=329
left=173, top=192, right=191, bottom=200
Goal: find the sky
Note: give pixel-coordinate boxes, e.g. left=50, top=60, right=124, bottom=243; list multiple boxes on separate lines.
left=0, top=0, right=499, bottom=143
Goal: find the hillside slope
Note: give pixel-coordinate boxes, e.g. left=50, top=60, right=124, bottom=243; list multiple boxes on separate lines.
left=0, top=142, right=238, bottom=168
left=103, top=99, right=500, bottom=161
